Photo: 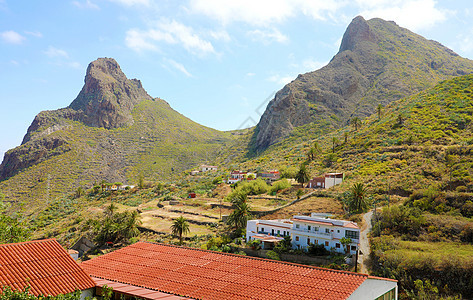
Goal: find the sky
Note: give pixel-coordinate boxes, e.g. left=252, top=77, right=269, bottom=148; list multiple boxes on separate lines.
left=1, top=0, right=473, bottom=160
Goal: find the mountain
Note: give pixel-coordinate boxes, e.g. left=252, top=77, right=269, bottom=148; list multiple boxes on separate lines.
left=252, top=16, right=473, bottom=152
left=0, top=58, right=234, bottom=211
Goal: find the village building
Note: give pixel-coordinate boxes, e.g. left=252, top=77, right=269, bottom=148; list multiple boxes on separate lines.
left=201, top=164, right=218, bottom=172
left=307, top=172, right=344, bottom=189
left=246, top=219, right=292, bottom=249
left=81, top=242, right=398, bottom=300
left=257, top=170, right=281, bottom=182
left=0, top=239, right=95, bottom=298
left=190, top=170, right=200, bottom=176
left=291, top=214, right=360, bottom=255
left=227, top=170, right=257, bottom=184
left=247, top=214, right=360, bottom=255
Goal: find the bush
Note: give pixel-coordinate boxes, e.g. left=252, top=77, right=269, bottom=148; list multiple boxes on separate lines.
left=270, top=179, right=291, bottom=194
left=307, top=243, right=329, bottom=256
left=266, top=250, right=281, bottom=261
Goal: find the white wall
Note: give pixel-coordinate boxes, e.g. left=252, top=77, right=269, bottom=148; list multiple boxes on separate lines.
left=348, top=278, right=397, bottom=300
left=325, top=176, right=343, bottom=189
left=246, top=220, right=258, bottom=242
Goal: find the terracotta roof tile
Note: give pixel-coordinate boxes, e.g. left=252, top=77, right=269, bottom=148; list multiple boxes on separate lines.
left=0, top=239, right=95, bottom=296
left=82, top=242, right=374, bottom=300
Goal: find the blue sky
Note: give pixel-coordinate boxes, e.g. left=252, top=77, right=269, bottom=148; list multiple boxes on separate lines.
left=1, top=0, right=473, bottom=160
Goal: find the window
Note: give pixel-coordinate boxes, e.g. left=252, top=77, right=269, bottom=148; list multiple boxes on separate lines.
left=308, top=225, right=311, bottom=230
left=351, top=245, right=357, bottom=251
left=337, top=230, right=340, bottom=233
left=325, top=241, right=329, bottom=247
left=325, top=228, right=330, bottom=233
left=295, top=224, right=300, bottom=229
left=307, top=238, right=310, bottom=244
left=261, top=227, right=264, bottom=232
left=314, top=240, right=318, bottom=244
left=314, top=227, right=319, bottom=232
left=345, top=230, right=359, bottom=239
left=335, top=243, right=340, bottom=248
left=295, top=236, right=299, bottom=242
left=277, top=230, right=280, bottom=235
left=271, top=229, right=274, bottom=235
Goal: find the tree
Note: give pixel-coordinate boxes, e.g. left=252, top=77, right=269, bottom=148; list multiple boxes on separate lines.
left=343, top=131, right=349, bottom=144
left=226, top=201, right=251, bottom=234
left=307, top=147, right=316, bottom=161
left=397, top=113, right=404, bottom=125
left=295, top=164, right=310, bottom=185
left=348, top=183, right=370, bottom=214
left=0, top=201, right=29, bottom=243
left=171, top=216, right=190, bottom=245
left=377, top=104, right=383, bottom=120
left=75, top=186, right=84, bottom=198
left=332, top=137, right=339, bottom=153
left=138, top=173, right=145, bottom=189
left=340, top=237, right=352, bottom=254
left=274, top=235, right=292, bottom=253
left=351, top=117, right=361, bottom=131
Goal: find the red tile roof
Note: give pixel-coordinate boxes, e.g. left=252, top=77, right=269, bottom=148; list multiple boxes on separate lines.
left=93, top=277, right=192, bottom=300
left=0, top=239, right=95, bottom=296
left=81, top=242, right=371, bottom=300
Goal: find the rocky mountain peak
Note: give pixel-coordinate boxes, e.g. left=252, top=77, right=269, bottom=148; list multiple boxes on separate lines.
left=68, top=57, right=153, bottom=129
left=339, top=16, right=377, bottom=52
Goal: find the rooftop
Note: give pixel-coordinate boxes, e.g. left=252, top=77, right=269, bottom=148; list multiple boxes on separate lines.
left=292, top=216, right=359, bottom=229
left=0, top=239, right=95, bottom=296
left=82, top=242, right=373, bottom=300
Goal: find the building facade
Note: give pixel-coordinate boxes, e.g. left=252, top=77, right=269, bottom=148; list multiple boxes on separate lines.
left=247, top=214, right=360, bottom=255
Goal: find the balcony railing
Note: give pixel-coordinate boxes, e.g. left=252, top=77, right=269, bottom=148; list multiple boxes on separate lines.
left=293, top=228, right=332, bottom=238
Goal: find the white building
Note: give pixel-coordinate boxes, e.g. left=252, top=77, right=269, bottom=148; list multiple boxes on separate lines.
left=291, top=214, right=359, bottom=255
left=201, top=165, right=218, bottom=172
left=246, top=214, right=360, bottom=255
left=325, top=172, right=344, bottom=189
left=246, top=219, right=292, bottom=249
left=227, top=171, right=257, bottom=184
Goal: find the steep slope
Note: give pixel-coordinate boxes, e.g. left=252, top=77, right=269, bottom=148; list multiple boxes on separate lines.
left=253, top=16, right=473, bottom=152
left=0, top=58, right=234, bottom=212
left=241, top=74, right=473, bottom=197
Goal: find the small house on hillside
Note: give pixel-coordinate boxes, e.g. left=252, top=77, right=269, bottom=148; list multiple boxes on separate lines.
left=307, top=172, right=344, bottom=189
left=201, top=165, right=218, bottom=172
left=0, top=239, right=95, bottom=298
left=258, top=170, right=281, bottom=182
left=190, top=170, right=200, bottom=176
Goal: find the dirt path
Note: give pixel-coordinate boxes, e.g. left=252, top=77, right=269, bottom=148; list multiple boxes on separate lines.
left=359, top=210, right=373, bottom=274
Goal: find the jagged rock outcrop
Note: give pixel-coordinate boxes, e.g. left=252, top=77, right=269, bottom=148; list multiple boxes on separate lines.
left=69, top=57, right=153, bottom=129
left=253, top=16, right=473, bottom=151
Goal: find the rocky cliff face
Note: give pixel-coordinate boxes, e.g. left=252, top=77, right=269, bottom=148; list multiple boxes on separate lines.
left=69, top=57, right=153, bottom=129
left=253, top=16, right=473, bottom=151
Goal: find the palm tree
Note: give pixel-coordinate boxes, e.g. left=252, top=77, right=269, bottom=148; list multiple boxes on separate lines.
left=307, top=147, right=315, bottom=161
left=226, top=202, right=251, bottom=233
left=295, top=164, right=310, bottom=185
left=351, top=117, right=361, bottom=131
left=171, top=216, right=190, bottom=245
left=377, top=104, right=383, bottom=120
left=349, top=183, right=369, bottom=214
left=119, top=210, right=141, bottom=240
left=332, top=137, right=339, bottom=153
left=343, top=131, right=349, bottom=144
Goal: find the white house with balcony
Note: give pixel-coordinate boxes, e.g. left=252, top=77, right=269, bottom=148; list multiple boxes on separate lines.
left=246, top=219, right=292, bottom=249
left=291, top=214, right=360, bottom=254
left=246, top=213, right=360, bottom=254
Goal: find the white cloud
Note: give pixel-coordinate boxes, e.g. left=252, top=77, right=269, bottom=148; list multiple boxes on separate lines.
left=301, top=58, right=327, bottom=72
left=72, top=0, right=100, bottom=10
left=163, top=58, right=193, bottom=77
left=68, top=61, right=82, bottom=69
left=44, top=46, right=69, bottom=58
left=208, top=30, right=231, bottom=42
left=188, top=0, right=342, bottom=26
left=125, top=19, right=215, bottom=56
left=25, top=31, right=43, bottom=38
left=1, top=31, right=26, bottom=44
left=108, top=0, right=149, bottom=6
left=356, top=0, right=448, bottom=31
left=246, top=72, right=256, bottom=77
left=247, top=28, right=288, bottom=44
left=267, top=74, right=294, bottom=85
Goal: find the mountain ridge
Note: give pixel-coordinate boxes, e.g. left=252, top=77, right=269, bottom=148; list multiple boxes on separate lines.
left=252, top=16, right=473, bottom=152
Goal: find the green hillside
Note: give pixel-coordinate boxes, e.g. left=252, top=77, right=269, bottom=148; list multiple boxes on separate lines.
left=0, top=98, right=235, bottom=214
